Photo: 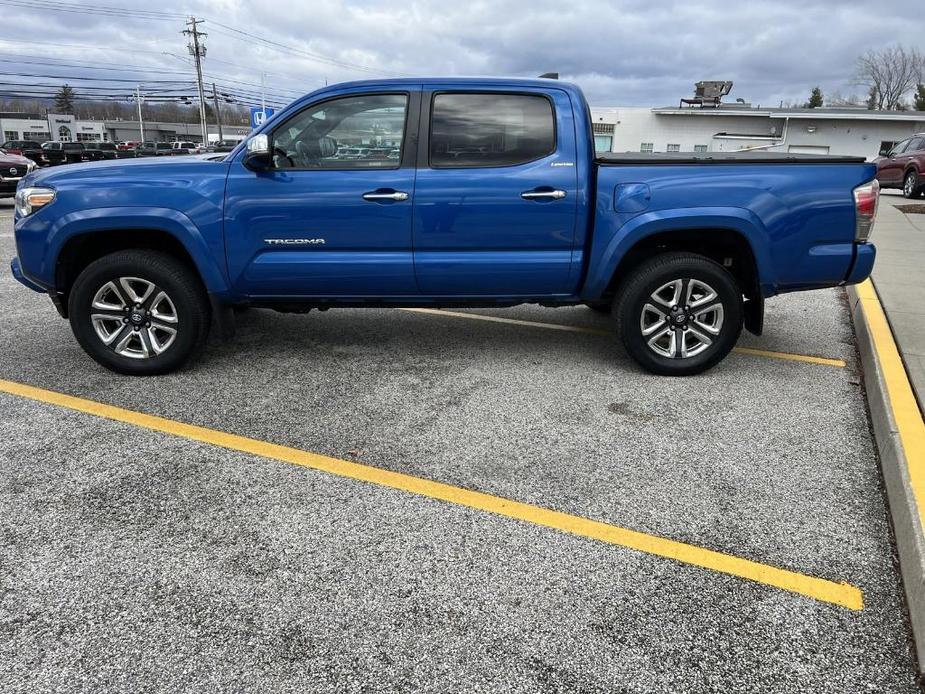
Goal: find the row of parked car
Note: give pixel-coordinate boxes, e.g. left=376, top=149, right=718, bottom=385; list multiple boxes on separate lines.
left=0, top=139, right=238, bottom=167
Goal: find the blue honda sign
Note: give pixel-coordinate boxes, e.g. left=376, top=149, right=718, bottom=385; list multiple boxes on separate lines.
left=250, top=107, right=275, bottom=129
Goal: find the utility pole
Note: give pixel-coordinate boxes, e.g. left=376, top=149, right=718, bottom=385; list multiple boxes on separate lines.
left=134, top=85, right=145, bottom=142
left=211, top=82, right=224, bottom=143
left=183, top=17, right=209, bottom=146
left=260, top=72, right=266, bottom=119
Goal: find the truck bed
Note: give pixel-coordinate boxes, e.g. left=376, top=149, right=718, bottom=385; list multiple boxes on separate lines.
left=596, top=151, right=867, bottom=165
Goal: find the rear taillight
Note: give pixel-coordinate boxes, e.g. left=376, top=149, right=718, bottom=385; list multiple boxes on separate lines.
left=7, top=148, right=21, bottom=155
left=853, top=179, right=879, bottom=243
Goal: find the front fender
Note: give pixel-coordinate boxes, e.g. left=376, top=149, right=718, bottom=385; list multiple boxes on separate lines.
left=581, top=206, right=773, bottom=300
left=20, top=206, right=231, bottom=296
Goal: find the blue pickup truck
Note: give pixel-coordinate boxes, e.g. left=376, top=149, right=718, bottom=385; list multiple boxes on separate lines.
left=10, top=77, right=879, bottom=376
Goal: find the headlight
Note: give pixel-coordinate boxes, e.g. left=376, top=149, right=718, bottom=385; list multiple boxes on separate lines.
left=15, top=187, right=55, bottom=217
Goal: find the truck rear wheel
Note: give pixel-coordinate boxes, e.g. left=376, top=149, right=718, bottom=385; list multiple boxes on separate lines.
left=68, top=250, right=211, bottom=375
left=615, top=253, right=743, bottom=376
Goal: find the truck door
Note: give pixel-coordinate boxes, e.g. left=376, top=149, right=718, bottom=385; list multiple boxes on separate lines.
left=223, top=90, right=420, bottom=297
left=412, top=87, right=579, bottom=296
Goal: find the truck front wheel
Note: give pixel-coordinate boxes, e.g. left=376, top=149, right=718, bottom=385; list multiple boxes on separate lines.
left=614, top=253, right=743, bottom=376
left=68, top=250, right=211, bottom=375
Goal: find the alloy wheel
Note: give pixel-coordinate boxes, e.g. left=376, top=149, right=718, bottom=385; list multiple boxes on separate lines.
left=90, top=277, right=178, bottom=359
left=639, top=278, right=724, bottom=359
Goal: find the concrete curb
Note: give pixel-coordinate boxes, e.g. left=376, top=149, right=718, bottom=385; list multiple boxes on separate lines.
left=848, top=282, right=925, bottom=678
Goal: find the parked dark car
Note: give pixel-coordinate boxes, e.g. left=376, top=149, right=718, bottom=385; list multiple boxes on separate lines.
left=875, top=133, right=925, bottom=198
left=2, top=140, right=44, bottom=167
left=207, top=140, right=238, bottom=153
left=112, top=142, right=137, bottom=159
left=41, top=141, right=87, bottom=165
left=0, top=150, right=35, bottom=197
left=83, top=142, right=115, bottom=161
left=135, top=142, right=175, bottom=157
left=83, top=142, right=119, bottom=161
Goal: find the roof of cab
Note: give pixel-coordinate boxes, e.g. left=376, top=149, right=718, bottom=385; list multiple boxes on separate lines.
left=323, top=76, right=579, bottom=90
left=296, top=77, right=585, bottom=106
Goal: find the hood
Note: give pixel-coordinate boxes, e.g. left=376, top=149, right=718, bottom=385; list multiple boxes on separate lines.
left=26, top=153, right=227, bottom=187
left=0, top=151, right=34, bottom=167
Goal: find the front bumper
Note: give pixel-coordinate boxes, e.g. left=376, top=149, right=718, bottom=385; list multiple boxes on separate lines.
left=0, top=177, right=22, bottom=195
left=10, top=256, right=46, bottom=293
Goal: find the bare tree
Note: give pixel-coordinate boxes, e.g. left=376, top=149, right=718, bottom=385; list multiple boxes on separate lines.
left=855, top=44, right=925, bottom=110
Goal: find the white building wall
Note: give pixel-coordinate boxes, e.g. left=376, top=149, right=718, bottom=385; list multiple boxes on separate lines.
left=0, top=117, right=52, bottom=142
left=591, top=108, right=776, bottom=153
left=590, top=107, right=925, bottom=160
left=778, top=119, right=925, bottom=160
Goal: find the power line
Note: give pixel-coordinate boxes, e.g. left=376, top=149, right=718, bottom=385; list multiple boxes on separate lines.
left=0, top=0, right=184, bottom=20
left=0, top=69, right=193, bottom=84
left=206, top=22, right=403, bottom=77
left=0, top=0, right=401, bottom=78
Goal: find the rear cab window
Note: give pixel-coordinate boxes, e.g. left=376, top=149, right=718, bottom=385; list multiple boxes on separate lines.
left=428, top=93, right=556, bottom=168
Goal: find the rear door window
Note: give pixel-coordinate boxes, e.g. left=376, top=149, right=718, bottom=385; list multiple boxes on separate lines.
left=891, top=139, right=911, bottom=156
left=429, top=93, right=555, bottom=168
left=906, top=137, right=925, bottom=153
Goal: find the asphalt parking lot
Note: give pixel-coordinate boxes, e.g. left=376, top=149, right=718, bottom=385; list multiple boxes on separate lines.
left=0, top=200, right=920, bottom=692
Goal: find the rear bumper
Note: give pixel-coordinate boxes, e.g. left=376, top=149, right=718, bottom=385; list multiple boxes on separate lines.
left=10, top=256, right=46, bottom=293
left=846, top=243, right=876, bottom=285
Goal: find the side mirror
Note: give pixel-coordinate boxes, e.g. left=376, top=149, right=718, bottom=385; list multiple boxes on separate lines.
left=318, top=136, right=337, bottom=159
left=243, top=134, right=271, bottom=171
left=879, top=146, right=890, bottom=157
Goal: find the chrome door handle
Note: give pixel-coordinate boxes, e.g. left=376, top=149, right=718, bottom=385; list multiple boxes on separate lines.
left=362, top=191, right=408, bottom=201
left=521, top=189, right=567, bottom=200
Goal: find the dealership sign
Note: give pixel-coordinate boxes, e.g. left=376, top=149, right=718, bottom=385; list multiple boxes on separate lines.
left=250, top=107, right=275, bottom=129
left=47, top=113, right=76, bottom=142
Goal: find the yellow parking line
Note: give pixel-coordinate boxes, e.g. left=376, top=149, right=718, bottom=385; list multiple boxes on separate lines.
left=400, top=308, right=846, bottom=368
left=731, top=347, right=846, bottom=368
left=855, top=280, right=925, bottom=529
left=0, top=377, right=863, bottom=610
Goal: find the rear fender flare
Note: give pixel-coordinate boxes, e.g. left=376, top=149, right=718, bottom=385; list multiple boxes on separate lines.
left=582, top=207, right=773, bottom=299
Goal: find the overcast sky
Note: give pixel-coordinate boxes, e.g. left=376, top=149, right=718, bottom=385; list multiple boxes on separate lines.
left=0, top=0, right=920, bottom=109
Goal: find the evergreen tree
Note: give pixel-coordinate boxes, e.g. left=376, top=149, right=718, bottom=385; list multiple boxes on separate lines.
left=53, top=84, right=76, bottom=113
left=805, top=86, right=823, bottom=108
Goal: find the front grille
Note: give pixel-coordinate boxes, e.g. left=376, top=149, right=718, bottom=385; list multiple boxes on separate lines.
left=0, top=164, right=27, bottom=178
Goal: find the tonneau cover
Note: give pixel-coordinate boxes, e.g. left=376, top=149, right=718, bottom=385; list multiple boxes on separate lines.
left=597, top=151, right=867, bottom=165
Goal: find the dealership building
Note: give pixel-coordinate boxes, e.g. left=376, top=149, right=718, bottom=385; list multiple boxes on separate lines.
left=0, top=112, right=250, bottom=144
left=590, top=104, right=925, bottom=160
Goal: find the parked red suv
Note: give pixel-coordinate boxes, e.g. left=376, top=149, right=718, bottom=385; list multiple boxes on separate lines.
left=875, top=134, right=925, bottom=198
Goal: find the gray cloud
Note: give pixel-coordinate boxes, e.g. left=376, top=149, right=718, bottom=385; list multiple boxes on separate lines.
left=0, top=0, right=919, bottom=107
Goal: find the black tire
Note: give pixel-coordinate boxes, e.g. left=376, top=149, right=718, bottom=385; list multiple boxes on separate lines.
left=68, top=250, right=211, bottom=375
left=903, top=170, right=923, bottom=199
left=614, top=252, right=743, bottom=376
